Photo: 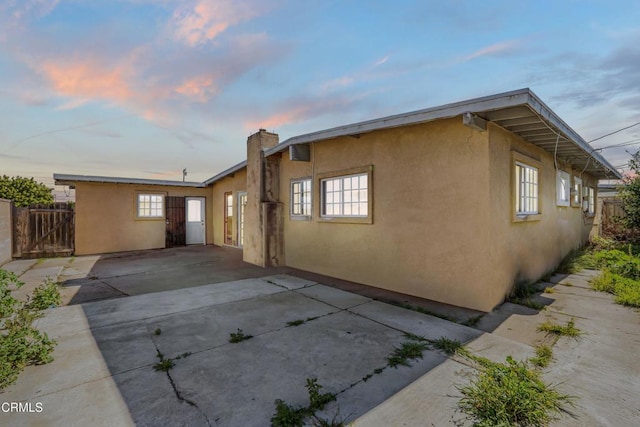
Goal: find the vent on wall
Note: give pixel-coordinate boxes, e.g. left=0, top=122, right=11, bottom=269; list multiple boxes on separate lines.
left=289, top=143, right=311, bottom=162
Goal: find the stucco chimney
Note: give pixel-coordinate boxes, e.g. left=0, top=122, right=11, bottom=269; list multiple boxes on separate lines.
left=243, top=129, right=283, bottom=267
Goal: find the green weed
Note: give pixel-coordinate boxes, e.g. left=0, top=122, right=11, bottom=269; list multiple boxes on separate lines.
left=430, top=336, right=464, bottom=356
left=544, top=286, right=555, bottom=294
left=538, top=318, right=581, bottom=337
left=458, top=356, right=574, bottom=426
left=26, top=278, right=62, bottom=310
left=387, top=341, right=429, bottom=368
left=590, top=271, right=640, bottom=307
left=460, top=315, right=483, bottom=327
left=530, top=344, right=553, bottom=368
left=286, top=320, right=305, bottom=327
left=229, top=328, right=253, bottom=343
left=271, top=378, right=336, bottom=427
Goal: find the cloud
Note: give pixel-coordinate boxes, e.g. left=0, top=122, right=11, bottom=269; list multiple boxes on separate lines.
left=174, top=75, right=218, bottom=102
left=39, top=59, right=134, bottom=104
left=464, top=40, right=522, bottom=61
left=170, top=0, right=266, bottom=46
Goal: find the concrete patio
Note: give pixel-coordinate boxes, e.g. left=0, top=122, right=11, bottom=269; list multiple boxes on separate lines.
left=1, top=247, right=639, bottom=426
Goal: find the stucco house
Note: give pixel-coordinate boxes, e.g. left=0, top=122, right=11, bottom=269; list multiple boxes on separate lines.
left=54, top=88, right=620, bottom=311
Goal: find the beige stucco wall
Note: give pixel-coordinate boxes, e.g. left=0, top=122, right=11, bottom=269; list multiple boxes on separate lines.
left=75, top=182, right=212, bottom=255
left=280, top=118, right=500, bottom=311
left=211, top=169, right=247, bottom=247
left=0, top=199, right=12, bottom=265
left=487, top=123, right=598, bottom=305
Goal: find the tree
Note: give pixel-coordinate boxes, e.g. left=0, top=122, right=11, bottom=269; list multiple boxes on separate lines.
left=0, top=176, right=54, bottom=207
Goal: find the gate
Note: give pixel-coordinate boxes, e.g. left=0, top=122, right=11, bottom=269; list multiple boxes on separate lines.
left=165, top=196, right=186, bottom=247
left=12, top=203, right=75, bottom=258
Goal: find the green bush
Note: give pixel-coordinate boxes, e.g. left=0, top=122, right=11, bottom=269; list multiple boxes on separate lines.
left=0, top=269, right=58, bottom=389
left=458, top=356, right=573, bottom=426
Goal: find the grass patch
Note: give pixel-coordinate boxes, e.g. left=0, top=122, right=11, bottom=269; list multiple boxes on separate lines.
left=590, top=271, right=640, bottom=307
left=286, top=319, right=305, bottom=327
left=430, top=336, right=464, bottom=356
left=458, top=356, right=574, bottom=426
left=544, top=286, right=555, bottom=294
left=530, top=344, right=553, bottom=368
left=538, top=318, right=581, bottom=337
left=387, top=341, right=429, bottom=368
left=229, top=328, right=253, bottom=343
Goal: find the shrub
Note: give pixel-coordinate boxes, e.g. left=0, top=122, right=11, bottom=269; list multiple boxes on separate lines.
left=26, top=278, right=62, bottom=310
left=1, top=269, right=57, bottom=389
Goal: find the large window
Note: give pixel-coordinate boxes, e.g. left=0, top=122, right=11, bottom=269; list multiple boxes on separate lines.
left=321, top=173, right=368, bottom=217
left=556, top=170, right=570, bottom=206
left=137, top=194, right=163, bottom=218
left=291, top=178, right=312, bottom=217
left=515, top=162, right=539, bottom=215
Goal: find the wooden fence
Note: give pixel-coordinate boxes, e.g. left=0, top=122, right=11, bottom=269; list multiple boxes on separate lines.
left=12, top=203, right=75, bottom=259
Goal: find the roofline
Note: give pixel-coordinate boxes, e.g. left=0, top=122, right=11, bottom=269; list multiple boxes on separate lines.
left=202, top=161, right=247, bottom=186
left=53, top=173, right=207, bottom=188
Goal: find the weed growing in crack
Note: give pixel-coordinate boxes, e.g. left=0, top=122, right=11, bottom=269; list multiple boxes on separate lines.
left=153, top=351, right=175, bottom=372
left=530, top=344, right=553, bottom=368
left=271, top=378, right=337, bottom=427
left=286, top=319, right=305, bottom=327
left=229, top=328, right=253, bottom=343
left=538, top=318, right=581, bottom=337
left=544, top=286, right=555, bottom=294
left=387, top=341, right=429, bottom=368
left=430, top=337, right=464, bottom=356
left=154, top=328, right=161, bottom=335
left=460, top=315, right=483, bottom=327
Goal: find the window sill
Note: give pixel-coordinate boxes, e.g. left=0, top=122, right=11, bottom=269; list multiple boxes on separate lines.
left=318, top=216, right=373, bottom=224
left=290, top=215, right=312, bottom=221
left=135, top=216, right=165, bottom=221
left=513, top=213, right=541, bottom=223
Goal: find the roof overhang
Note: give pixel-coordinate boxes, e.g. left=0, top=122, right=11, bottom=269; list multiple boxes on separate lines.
left=261, top=88, right=620, bottom=180
left=54, top=173, right=207, bottom=188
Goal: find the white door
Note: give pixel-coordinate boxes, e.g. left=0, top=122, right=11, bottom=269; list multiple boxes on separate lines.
left=185, top=197, right=205, bottom=245
left=237, top=192, right=247, bottom=247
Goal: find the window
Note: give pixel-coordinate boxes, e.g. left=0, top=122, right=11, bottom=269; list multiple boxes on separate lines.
left=515, top=162, right=539, bottom=215
left=588, top=187, right=595, bottom=215
left=556, top=170, right=570, bottom=206
left=572, top=177, right=582, bottom=207
left=321, top=173, right=368, bottom=217
left=137, top=194, right=163, bottom=218
left=291, top=178, right=312, bottom=217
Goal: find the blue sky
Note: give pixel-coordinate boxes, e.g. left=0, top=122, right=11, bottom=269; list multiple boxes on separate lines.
left=1, top=0, right=639, bottom=188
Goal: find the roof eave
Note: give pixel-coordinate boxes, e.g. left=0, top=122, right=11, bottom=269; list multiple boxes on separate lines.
left=53, top=173, right=207, bottom=188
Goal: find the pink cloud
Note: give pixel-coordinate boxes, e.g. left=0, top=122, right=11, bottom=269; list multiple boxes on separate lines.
left=174, top=75, right=218, bottom=102
left=170, top=0, right=263, bottom=46
left=464, top=40, right=521, bottom=61
left=40, top=60, right=133, bottom=103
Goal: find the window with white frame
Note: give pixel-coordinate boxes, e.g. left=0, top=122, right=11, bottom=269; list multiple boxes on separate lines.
left=291, top=178, right=312, bottom=217
left=588, top=187, right=595, bottom=215
left=556, top=170, right=570, bottom=206
left=137, top=194, right=163, bottom=218
left=515, top=162, right=539, bottom=215
left=321, top=173, right=368, bottom=217
left=573, top=177, right=582, bottom=207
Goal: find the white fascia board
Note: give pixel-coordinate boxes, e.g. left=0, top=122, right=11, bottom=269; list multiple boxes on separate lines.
left=53, top=173, right=207, bottom=187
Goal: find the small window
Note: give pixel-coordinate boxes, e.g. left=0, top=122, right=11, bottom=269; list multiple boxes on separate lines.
left=321, top=173, right=368, bottom=217
left=291, top=178, right=312, bottom=217
left=572, top=177, right=582, bottom=207
left=138, top=194, right=163, bottom=218
left=588, top=187, right=595, bottom=215
left=556, top=170, right=570, bottom=206
left=515, top=162, right=539, bottom=215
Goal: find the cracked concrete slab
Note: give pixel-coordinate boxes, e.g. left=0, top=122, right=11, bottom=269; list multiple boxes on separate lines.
left=296, top=284, right=371, bottom=309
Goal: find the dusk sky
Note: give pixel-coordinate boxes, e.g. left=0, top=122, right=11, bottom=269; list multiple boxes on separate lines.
left=1, top=0, right=639, bottom=189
